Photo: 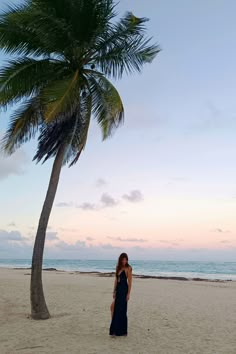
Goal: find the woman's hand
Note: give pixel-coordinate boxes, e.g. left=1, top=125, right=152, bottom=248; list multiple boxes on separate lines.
left=126, top=293, right=130, bottom=301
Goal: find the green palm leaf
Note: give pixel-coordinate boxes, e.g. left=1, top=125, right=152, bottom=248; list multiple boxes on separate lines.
left=67, top=94, right=93, bottom=166
left=0, top=3, right=70, bottom=56
left=41, top=70, right=80, bottom=122
left=33, top=93, right=92, bottom=165
left=86, top=71, right=124, bottom=138
left=1, top=97, right=41, bottom=154
left=0, top=58, right=65, bottom=107
left=94, top=12, right=160, bottom=78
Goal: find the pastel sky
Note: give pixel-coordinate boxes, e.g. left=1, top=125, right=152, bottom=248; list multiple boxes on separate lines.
left=0, top=0, right=236, bottom=260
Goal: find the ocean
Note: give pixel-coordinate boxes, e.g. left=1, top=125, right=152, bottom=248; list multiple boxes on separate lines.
left=0, top=259, right=236, bottom=280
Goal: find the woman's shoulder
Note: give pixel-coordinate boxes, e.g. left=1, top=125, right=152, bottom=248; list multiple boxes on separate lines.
left=127, top=265, right=132, bottom=272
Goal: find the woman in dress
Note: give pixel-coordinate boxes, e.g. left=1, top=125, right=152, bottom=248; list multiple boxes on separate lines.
left=109, top=253, right=132, bottom=337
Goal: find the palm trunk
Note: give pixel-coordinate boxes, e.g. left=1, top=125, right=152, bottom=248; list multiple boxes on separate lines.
left=30, top=145, right=66, bottom=320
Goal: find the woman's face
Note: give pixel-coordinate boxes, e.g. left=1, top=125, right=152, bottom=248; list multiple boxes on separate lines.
left=121, top=257, right=127, bottom=266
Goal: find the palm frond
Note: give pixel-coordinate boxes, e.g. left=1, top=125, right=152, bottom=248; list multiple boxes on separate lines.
left=0, top=0, right=116, bottom=58
left=1, top=97, right=42, bottom=154
left=41, top=70, right=80, bottom=122
left=86, top=71, right=124, bottom=139
left=69, top=0, right=115, bottom=44
left=0, top=2, right=71, bottom=56
left=94, top=12, right=160, bottom=78
left=67, top=94, right=92, bottom=167
left=0, top=58, right=65, bottom=107
left=96, top=12, right=149, bottom=51
left=33, top=93, right=92, bottom=165
left=95, top=36, right=160, bottom=78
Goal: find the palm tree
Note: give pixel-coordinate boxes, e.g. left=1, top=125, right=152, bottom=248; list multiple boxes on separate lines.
left=0, top=0, right=159, bottom=320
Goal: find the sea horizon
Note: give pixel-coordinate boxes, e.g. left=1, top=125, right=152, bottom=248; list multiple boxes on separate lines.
left=1, top=258, right=236, bottom=281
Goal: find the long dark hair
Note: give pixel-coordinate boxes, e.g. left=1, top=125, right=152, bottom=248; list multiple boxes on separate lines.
left=115, top=253, right=130, bottom=276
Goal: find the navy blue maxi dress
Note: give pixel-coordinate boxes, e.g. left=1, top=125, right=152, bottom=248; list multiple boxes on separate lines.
left=109, top=270, right=128, bottom=336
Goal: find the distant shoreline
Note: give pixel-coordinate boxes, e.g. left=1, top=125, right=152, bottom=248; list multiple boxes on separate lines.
left=9, top=267, right=234, bottom=283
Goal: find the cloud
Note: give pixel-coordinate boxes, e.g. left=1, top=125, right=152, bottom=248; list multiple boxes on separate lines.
left=100, top=243, right=121, bottom=250
left=57, top=190, right=143, bottom=213
left=107, top=236, right=147, bottom=243
left=76, top=194, right=118, bottom=211
left=56, top=202, right=73, bottom=207
left=0, top=149, right=30, bottom=180
left=0, top=229, right=28, bottom=242
left=0, top=229, right=32, bottom=257
left=46, top=243, right=236, bottom=261
left=122, top=190, right=143, bottom=203
left=86, top=237, right=94, bottom=241
left=8, top=222, right=16, bottom=227
left=59, top=227, right=78, bottom=233
left=131, top=246, right=146, bottom=251
left=212, top=228, right=231, bottom=234
left=46, top=232, right=59, bottom=241
left=96, top=178, right=107, bottom=188
left=78, top=193, right=118, bottom=210
left=77, top=202, right=97, bottom=211
left=1, top=231, right=236, bottom=261
left=54, top=240, right=86, bottom=251
left=100, top=193, right=118, bottom=208
left=215, top=228, right=224, bottom=233
left=158, top=239, right=182, bottom=246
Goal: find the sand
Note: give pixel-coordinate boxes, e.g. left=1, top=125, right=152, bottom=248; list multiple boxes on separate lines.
left=0, top=268, right=236, bottom=354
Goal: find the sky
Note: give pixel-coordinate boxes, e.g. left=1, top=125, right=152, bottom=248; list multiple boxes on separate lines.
left=0, top=0, right=236, bottom=261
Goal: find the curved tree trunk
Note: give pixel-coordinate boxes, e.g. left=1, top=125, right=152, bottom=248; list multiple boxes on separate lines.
left=30, top=145, right=66, bottom=320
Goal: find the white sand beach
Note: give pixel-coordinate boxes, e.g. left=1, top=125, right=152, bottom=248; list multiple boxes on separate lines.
left=0, top=268, right=236, bottom=354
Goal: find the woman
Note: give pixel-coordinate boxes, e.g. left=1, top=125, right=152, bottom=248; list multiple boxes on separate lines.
left=109, top=253, right=132, bottom=337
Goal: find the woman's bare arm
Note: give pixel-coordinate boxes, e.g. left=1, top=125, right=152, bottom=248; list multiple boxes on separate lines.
left=127, top=266, right=132, bottom=299
left=113, top=276, right=117, bottom=298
